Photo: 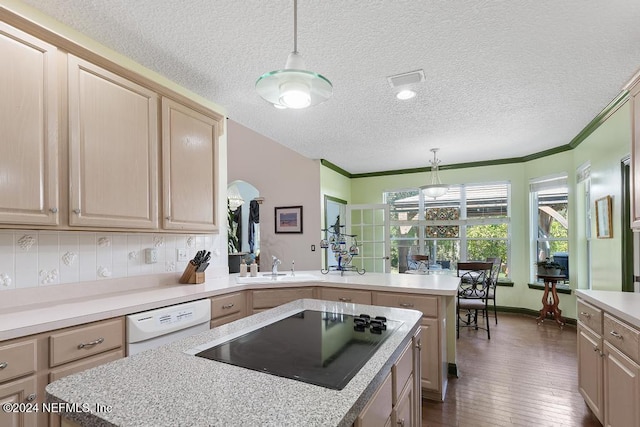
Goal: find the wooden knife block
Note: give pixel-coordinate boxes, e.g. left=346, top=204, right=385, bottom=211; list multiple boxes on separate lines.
left=179, top=263, right=205, bottom=284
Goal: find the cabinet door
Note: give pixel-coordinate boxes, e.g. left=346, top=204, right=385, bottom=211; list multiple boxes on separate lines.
left=0, top=22, right=59, bottom=225
left=0, top=376, right=37, bottom=427
left=577, top=323, right=603, bottom=423
left=356, top=373, right=392, bottom=427
left=161, top=98, right=220, bottom=232
left=604, top=342, right=640, bottom=427
left=420, top=317, right=441, bottom=394
left=392, top=376, right=414, bottom=427
left=631, top=87, right=640, bottom=229
left=68, top=55, right=158, bottom=229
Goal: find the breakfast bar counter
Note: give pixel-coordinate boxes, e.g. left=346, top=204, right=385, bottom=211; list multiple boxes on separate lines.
left=46, top=299, right=423, bottom=427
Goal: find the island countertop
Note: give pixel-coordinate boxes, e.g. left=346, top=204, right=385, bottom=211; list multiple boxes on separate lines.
left=46, top=298, right=423, bottom=427
left=1, top=271, right=460, bottom=341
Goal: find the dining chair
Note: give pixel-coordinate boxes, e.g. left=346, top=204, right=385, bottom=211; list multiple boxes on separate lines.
left=407, top=254, right=429, bottom=272
left=485, top=257, right=502, bottom=325
left=456, top=261, right=494, bottom=339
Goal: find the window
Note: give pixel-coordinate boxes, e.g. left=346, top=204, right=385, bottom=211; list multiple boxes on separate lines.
left=530, top=175, right=569, bottom=282
left=385, top=182, right=510, bottom=277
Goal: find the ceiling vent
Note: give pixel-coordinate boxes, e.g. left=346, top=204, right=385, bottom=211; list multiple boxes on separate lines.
left=387, top=69, right=425, bottom=88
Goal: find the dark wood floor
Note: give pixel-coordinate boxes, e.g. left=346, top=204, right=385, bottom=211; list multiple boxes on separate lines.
left=422, top=313, right=602, bottom=427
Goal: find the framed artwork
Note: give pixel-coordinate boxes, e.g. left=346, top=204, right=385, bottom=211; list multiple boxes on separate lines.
left=275, top=206, right=303, bottom=233
left=595, top=195, right=613, bottom=238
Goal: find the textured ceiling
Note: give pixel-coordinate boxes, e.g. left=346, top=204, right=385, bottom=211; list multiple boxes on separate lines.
left=20, top=0, right=640, bottom=174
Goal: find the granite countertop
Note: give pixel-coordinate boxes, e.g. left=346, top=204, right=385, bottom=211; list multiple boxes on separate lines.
left=46, top=299, right=423, bottom=427
left=576, top=289, right=640, bottom=329
left=1, top=271, right=460, bottom=341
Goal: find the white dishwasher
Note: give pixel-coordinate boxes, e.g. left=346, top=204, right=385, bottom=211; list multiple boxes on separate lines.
left=126, top=299, right=211, bottom=355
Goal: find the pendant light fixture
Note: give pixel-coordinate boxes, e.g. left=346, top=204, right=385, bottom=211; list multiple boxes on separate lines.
left=420, top=148, right=449, bottom=199
left=255, top=0, right=332, bottom=109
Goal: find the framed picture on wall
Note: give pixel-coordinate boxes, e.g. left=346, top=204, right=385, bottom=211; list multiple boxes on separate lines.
left=275, top=206, right=303, bottom=233
left=595, top=195, right=612, bottom=238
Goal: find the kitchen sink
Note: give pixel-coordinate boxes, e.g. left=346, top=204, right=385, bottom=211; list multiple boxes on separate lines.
left=235, top=273, right=320, bottom=284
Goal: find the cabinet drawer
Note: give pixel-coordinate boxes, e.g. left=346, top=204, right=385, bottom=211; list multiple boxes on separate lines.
left=0, top=340, right=36, bottom=384
left=604, top=314, right=640, bottom=362
left=577, top=300, right=603, bottom=334
left=211, top=293, right=245, bottom=319
left=50, top=318, right=124, bottom=367
left=252, top=288, right=315, bottom=309
left=374, top=292, right=438, bottom=318
left=49, top=349, right=123, bottom=382
left=318, top=287, right=372, bottom=305
left=392, top=340, right=413, bottom=405
left=210, top=312, right=245, bottom=328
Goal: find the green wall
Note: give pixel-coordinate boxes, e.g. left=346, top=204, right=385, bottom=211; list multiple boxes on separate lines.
left=321, top=99, right=633, bottom=319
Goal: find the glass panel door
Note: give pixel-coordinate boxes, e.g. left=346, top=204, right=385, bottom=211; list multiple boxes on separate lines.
left=347, top=204, right=390, bottom=273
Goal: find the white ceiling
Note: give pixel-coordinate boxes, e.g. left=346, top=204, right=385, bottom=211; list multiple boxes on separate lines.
left=21, top=0, right=640, bottom=174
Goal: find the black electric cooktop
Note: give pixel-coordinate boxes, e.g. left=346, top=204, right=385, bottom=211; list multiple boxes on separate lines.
left=194, top=310, right=402, bottom=390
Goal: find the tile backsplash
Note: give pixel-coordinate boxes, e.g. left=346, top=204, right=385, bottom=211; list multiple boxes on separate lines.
left=0, top=230, right=221, bottom=290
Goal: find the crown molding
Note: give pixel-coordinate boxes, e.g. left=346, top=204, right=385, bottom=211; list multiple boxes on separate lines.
left=321, top=90, right=630, bottom=179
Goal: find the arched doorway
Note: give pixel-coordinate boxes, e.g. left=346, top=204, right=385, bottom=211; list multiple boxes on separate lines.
left=228, top=181, right=260, bottom=272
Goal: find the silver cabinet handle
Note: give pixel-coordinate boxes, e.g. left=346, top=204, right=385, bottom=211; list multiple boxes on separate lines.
left=26, top=393, right=36, bottom=402
left=609, top=331, right=623, bottom=339
left=78, top=337, right=104, bottom=349
left=73, top=209, right=81, bottom=214
left=415, top=342, right=422, bottom=351
left=49, top=207, right=58, bottom=213
left=0, top=362, right=7, bottom=369
left=338, top=297, right=352, bottom=302
left=397, top=419, right=405, bottom=427
left=399, top=303, right=414, bottom=308
left=222, top=303, right=235, bottom=309
left=580, top=311, right=592, bottom=319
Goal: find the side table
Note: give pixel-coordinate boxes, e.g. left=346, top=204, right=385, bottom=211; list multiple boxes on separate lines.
left=536, top=274, right=566, bottom=327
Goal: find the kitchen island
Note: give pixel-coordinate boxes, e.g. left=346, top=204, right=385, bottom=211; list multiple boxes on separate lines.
left=46, top=298, right=423, bottom=427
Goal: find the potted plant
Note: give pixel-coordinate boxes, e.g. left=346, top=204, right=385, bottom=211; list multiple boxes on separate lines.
left=535, top=258, right=565, bottom=276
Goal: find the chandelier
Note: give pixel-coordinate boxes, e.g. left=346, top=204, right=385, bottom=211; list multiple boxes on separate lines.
left=420, top=148, right=449, bottom=199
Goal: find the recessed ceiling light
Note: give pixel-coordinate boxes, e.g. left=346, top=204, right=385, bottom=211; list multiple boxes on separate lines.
left=396, top=90, right=416, bottom=100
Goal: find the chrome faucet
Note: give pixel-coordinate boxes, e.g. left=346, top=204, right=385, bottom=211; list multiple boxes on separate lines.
left=271, top=256, right=281, bottom=275
left=290, top=260, right=295, bottom=276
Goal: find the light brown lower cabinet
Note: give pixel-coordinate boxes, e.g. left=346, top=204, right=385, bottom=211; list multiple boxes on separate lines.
left=603, top=342, right=640, bottom=427
left=373, top=291, right=446, bottom=401
left=210, top=292, right=246, bottom=328
left=577, top=323, right=603, bottom=423
left=318, top=287, right=373, bottom=305
left=577, top=297, right=640, bottom=426
left=249, top=287, right=316, bottom=313
left=0, top=317, right=125, bottom=427
left=0, top=375, right=38, bottom=427
left=356, top=329, right=421, bottom=427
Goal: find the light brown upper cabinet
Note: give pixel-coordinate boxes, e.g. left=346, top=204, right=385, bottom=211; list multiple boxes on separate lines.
left=68, top=55, right=159, bottom=229
left=161, top=98, right=220, bottom=232
left=0, top=22, right=59, bottom=226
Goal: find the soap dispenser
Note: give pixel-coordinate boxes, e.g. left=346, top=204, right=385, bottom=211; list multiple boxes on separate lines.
left=239, top=259, right=247, bottom=277
left=250, top=261, right=258, bottom=277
